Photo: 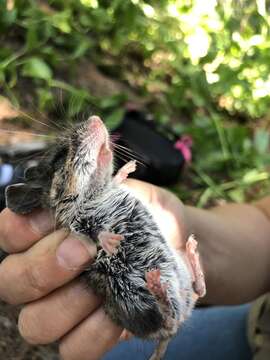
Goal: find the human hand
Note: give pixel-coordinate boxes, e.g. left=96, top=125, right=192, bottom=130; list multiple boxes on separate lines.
left=0, top=208, right=122, bottom=359
left=123, top=179, right=189, bottom=251
left=0, top=179, right=189, bottom=360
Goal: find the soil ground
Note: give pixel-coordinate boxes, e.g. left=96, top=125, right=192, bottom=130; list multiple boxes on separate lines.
left=0, top=301, right=59, bottom=360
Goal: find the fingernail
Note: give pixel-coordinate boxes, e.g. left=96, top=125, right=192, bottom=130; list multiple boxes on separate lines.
left=29, top=209, right=54, bottom=235
left=56, top=234, right=96, bottom=270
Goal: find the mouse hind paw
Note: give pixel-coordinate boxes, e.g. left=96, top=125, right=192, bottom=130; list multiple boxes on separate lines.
left=146, top=269, right=169, bottom=305
left=186, top=234, right=206, bottom=298
left=98, top=231, right=124, bottom=256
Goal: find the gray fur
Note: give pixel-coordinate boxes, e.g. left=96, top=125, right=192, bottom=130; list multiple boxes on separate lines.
left=5, top=116, right=196, bottom=359
left=70, top=184, right=195, bottom=339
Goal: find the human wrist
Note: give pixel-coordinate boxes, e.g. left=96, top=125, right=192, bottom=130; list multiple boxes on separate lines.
left=184, top=205, right=209, bottom=238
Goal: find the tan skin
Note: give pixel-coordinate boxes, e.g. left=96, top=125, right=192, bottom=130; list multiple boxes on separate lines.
left=0, top=179, right=270, bottom=360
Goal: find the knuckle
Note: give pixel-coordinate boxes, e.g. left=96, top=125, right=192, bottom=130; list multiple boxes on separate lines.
left=1, top=233, right=19, bottom=253
left=0, top=257, right=20, bottom=305
left=1, top=294, right=19, bottom=306
left=24, top=263, right=50, bottom=298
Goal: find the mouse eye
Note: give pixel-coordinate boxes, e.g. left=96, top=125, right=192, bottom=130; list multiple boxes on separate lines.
left=52, top=146, right=68, bottom=169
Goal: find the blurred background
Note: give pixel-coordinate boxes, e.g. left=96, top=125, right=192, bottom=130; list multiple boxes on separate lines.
left=1, top=0, right=270, bottom=207
left=0, top=1, right=270, bottom=358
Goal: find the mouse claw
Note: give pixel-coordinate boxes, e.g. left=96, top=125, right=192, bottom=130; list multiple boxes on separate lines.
left=98, top=231, right=124, bottom=256
left=114, top=160, right=137, bottom=184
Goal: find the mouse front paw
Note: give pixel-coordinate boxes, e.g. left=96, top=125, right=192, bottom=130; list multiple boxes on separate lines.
left=114, top=160, right=137, bottom=184
left=98, top=231, right=124, bottom=255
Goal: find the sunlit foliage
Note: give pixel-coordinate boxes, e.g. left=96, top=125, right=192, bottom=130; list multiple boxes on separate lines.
left=0, top=0, right=270, bottom=205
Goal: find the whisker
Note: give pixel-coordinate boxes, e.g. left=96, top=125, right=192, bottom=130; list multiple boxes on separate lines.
left=111, top=143, right=136, bottom=156
left=113, top=147, right=134, bottom=160
left=22, top=111, right=59, bottom=132
left=110, top=134, right=121, bottom=142
left=58, top=90, right=68, bottom=123
left=112, top=146, right=146, bottom=167
left=31, top=104, right=69, bottom=132
left=0, top=129, right=50, bottom=137
left=113, top=148, right=144, bottom=164
left=111, top=142, right=145, bottom=161
left=113, top=148, right=146, bottom=167
left=113, top=151, right=133, bottom=164
left=14, top=108, right=55, bottom=130
left=11, top=104, right=70, bottom=133
left=113, top=150, right=136, bottom=164
left=8, top=150, right=46, bottom=165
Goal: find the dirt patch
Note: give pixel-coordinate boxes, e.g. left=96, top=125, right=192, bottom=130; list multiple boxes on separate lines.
left=0, top=301, right=59, bottom=360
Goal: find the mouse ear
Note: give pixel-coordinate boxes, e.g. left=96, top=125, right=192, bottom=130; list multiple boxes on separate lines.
left=5, top=183, right=43, bottom=214
left=24, top=164, right=50, bottom=187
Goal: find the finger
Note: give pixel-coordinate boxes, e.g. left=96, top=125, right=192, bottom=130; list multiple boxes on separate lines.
left=18, top=280, right=101, bottom=344
left=0, top=208, right=54, bottom=253
left=0, top=230, right=96, bottom=304
left=60, top=307, right=122, bottom=360
left=125, top=179, right=187, bottom=250
left=123, top=179, right=153, bottom=204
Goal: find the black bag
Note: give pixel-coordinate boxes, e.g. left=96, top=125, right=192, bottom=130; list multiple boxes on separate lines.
left=112, top=110, right=191, bottom=186
left=0, top=111, right=191, bottom=210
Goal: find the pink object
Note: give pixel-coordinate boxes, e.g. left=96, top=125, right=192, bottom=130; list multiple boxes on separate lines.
left=174, top=135, right=193, bottom=163
left=110, top=133, right=121, bottom=142
left=89, top=115, right=103, bottom=130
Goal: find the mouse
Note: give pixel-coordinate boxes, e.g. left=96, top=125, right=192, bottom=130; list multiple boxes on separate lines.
left=5, top=115, right=206, bottom=360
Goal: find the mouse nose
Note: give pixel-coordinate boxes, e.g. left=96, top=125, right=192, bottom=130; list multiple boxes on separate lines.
left=89, top=116, right=103, bottom=130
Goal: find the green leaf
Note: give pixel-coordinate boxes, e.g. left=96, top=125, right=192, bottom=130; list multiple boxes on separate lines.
left=254, top=129, right=269, bottom=155
left=242, top=169, right=269, bottom=184
left=51, top=10, right=72, bottom=34
left=0, top=8, right=17, bottom=30
left=22, top=57, right=52, bottom=81
left=37, top=88, right=54, bottom=110
left=99, top=94, right=126, bottom=109
left=105, top=108, right=125, bottom=129
left=26, top=25, right=39, bottom=50
left=0, top=70, right=5, bottom=83
left=72, top=38, right=91, bottom=59
left=228, top=188, right=244, bottom=203
left=68, top=90, right=90, bottom=117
